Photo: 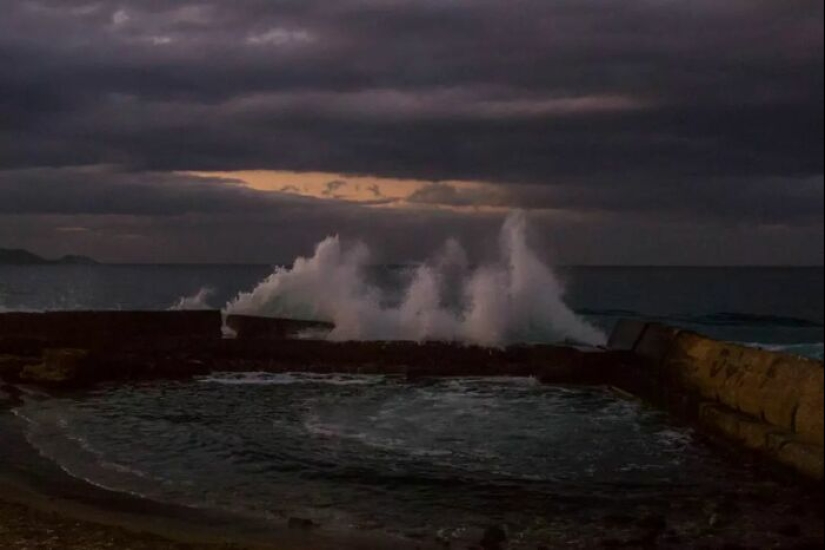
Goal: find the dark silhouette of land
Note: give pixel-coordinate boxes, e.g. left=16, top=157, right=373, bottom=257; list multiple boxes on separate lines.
left=0, top=248, right=97, bottom=265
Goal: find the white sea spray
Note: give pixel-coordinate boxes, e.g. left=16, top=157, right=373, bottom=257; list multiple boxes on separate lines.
left=225, top=211, right=606, bottom=347
left=169, top=287, right=215, bottom=311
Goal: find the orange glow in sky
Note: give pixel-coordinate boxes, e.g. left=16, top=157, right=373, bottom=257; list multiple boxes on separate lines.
left=185, top=170, right=506, bottom=212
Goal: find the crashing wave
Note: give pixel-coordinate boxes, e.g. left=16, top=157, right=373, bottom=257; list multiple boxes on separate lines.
left=225, top=212, right=606, bottom=347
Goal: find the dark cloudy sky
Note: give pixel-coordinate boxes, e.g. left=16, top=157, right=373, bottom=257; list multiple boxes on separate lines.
left=1, top=0, right=822, bottom=265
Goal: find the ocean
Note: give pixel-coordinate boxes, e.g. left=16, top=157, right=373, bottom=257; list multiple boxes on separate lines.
left=8, top=376, right=762, bottom=543
left=1, top=264, right=822, bottom=358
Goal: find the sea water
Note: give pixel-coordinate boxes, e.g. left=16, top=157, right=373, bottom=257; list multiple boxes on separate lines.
left=1, top=264, right=821, bottom=357
left=10, top=377, right=765, bottom=538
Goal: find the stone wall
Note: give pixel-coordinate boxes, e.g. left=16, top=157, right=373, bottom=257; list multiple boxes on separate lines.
left=0, top=311, right=223, bottom=352
left=0, top=311, right=623, bottom=388
left=225, top=315, right=334, bottom=340
left=610, top=320, right=825, bottom=480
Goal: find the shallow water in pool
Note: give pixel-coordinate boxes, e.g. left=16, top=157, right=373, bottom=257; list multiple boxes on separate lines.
left=12, top=375, right=783, bottom=540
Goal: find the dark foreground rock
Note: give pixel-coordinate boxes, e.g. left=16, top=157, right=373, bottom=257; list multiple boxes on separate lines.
left=479, top=525, right=507, bottom=549
left=1, top=354, right=35, bottom=380
left=0, top=500, right=241, bottom=550
left=20, top=349, right=92, bottom=385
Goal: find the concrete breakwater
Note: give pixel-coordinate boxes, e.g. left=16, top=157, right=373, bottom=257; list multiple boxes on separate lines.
left=609, top=320, right=824, bottom=481
left=0, top=311, right=625, bottom=386
left=1, top=311, right=823, bottom=480
left=0, top=311, right=220, bottom=350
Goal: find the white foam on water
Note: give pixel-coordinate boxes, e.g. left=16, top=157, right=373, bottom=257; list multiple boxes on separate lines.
left=655, top=428, right=694, bottom=450
left=198, top=372, right=388, bottom=386
left=11, top=402, right=157, bottom=499
left=440, top=376, right=540, bottom=388
left=742, top=342, right=824, bottom=361
left=169, top=286, right=215, bottom=311
left=225, top=211, right=606, bottom=347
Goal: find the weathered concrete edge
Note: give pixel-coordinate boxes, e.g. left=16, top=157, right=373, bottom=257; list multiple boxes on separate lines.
left=610, top=319, right=825, bottom=481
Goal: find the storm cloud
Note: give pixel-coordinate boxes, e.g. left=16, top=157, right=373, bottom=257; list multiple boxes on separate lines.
left=0, top=0, right=822, bottom=263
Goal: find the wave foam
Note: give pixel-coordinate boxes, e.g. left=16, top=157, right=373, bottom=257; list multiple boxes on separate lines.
left=743, top=342, right=824, bottom=361
left=225, top=212, right=606, bottom=347
left=169, top=287, right=215, bottom=311
left=198, top=372, right=388, bottom=386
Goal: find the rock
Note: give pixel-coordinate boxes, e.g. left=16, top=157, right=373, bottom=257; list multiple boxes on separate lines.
left=287, top=517, right=318, bottom=530
left=777, top=523, right=803, bottom=538
left=403, top=529, right=428, bottom=540
left=637, top=513, right=667, bottom=533
left=480, top=525, right=507, bottom=550
left=225, top=315, right=334, bottom=340
left=0, top=355, right=36, bottom=381
left=607, top=319, right=649, bottom=351
left=604, top=514, right=636, bottom=526
left=20, top=349, right=90, bottom=386
left=708, top=513, right=721, bottom=528
left=1, top=311, right=622, bottom=387
left=661, top=532, right=683, bottom=545
left=792, top=389, right=825, bottom=454
left=616, top=320, right=825, bottom=481
left=356, top=519, right=384, bottom=531
left=0, top=337, right=48, bottom=356
left=0, top=311, right=222, bottom=350
left=788, top=543, right=824, bottom=550
left=638, top=514, right=667, bottom=545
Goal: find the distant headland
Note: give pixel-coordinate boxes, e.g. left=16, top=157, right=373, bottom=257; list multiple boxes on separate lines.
left=0, top=248, right=98, bottom=265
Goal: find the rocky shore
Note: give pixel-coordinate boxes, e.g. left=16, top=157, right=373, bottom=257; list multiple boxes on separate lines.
left=0, top=499, right=242, bottom=550
left=1, top=462, right=823, bottom=550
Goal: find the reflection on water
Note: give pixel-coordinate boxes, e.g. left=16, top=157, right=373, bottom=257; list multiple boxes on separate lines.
left=13, top=375, right=779, bottom=541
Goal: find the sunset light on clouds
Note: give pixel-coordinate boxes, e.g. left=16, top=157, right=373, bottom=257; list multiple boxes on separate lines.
left=0, top=0, right=821, bottom=265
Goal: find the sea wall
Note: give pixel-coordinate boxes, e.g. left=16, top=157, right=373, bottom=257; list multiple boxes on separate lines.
left=1, top=311, right=223, bottom=385
left=0, top=311, right=622, bottom=387
left=225, top=314, right=334, bottom=340
left=0, top=311, right=222, bottom=351
left=610, top=320, right=825, bottom=480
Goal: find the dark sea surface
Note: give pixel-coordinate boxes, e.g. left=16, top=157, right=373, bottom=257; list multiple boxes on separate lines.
left=1, top=265, right=822, bottom=356
left=12, top=375, right=813, bottom=546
